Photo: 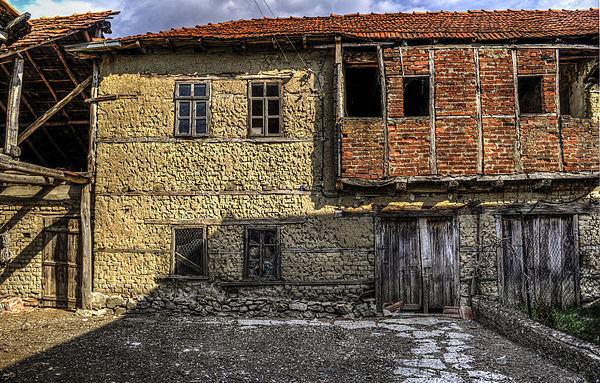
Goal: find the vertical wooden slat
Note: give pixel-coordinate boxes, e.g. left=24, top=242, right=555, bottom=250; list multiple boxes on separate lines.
left=428, top=50, right=437, bottom=174
left=374, top=217, right=383, bottom=312
left=335, top=36, right=343, bottom=177
left=5, top=56, right=24, bottom=157
left=572, top=215, right=580, bottom=306
left=511, top=50, right=523, bottom=173
left=474, top=48, right=484, bottom=175
left=555, top=49, right=564, bottom=171
left=80, top=60, right=99, bottom=309
left=377, top=45, right=389, bottom=177
left=495, top=216, right=504, bottom=302
left=419, top=218, right=431, bottom=311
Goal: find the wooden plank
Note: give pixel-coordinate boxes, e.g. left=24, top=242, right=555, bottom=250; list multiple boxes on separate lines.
left=374, top=217, right=383, bottom=312
left=511, top=50, right=523, bottom=173
left=0, top=172, right=51, bottom=185
left=4, top=56, right=24, bottom=157
left=572, top=215, right=581, bottom=306
left=335, top=36, right=343, bottom=177
left=0, top=153, right=89, bottom=184
left=428, top=50, right=437, bottom=174
left=474, top=48, right=484, bottom=175
left=377, top=45, right=389, bottom=177
left=18, top=75, right=92, bottom=144
left=495, top=216, right=504, bottom=303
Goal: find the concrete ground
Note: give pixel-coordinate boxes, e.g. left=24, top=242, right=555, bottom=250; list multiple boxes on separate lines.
left=0, top=309, right=586, bottom=382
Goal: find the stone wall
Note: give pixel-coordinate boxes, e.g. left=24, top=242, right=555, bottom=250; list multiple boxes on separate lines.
left=0, top=185, right=81, bottom=298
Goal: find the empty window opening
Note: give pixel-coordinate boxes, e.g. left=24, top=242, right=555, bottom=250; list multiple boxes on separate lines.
left=249, top=81, right=282, bottom=137
left=173, top=227, right=207, bottom=276
left=404, top=77, right=430, bottom=117
left=244, top=227, right=280, bottom=280
left=174, top=82, right=210, bottom=137
left=518, top=76, right=543, bottom=114
left=560, top=58, right=598, bottom=118
left=345, top=66, right=382, bottom=117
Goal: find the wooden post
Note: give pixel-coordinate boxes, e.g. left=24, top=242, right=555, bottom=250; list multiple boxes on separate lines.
left=428, top=50, right=437, bottom=174
left=5, top=56, right=24, bottom=158
left=555, top=48, right=564, bottom=172
left=512, top=49, right=523, bottom=173
left=80, top=61, right=99, bottom=309
left=335, top=36, right=343, bottom=177
left=474, top=48, right=484, bottom=175
left=377, top=45, right=389, bottom=177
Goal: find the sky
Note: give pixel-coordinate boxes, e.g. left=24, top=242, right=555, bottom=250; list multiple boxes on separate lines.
left=10, top=0, right=598, bottom=38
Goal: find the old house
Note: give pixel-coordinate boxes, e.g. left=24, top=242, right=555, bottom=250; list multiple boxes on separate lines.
left=1, top=5, right=599, bottom=317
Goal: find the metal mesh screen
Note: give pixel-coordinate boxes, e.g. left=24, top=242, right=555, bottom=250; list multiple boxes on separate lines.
left=174, top=228, right=205, bottom=276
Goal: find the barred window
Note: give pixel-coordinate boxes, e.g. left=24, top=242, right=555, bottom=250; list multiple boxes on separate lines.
left=248, top=81, right=282, bottom=137
left=175, top=82, right=210, bottom=137
left=244, top=227, right=280, bottom=280
left=173, top=227, right=207, bottom=276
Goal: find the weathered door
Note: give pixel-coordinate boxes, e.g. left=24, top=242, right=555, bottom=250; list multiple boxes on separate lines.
left=42, top=217, right=82, bottom=308
left=375, top=217, right=458, bottom=312
left=500, top=215, right=579, bottom=308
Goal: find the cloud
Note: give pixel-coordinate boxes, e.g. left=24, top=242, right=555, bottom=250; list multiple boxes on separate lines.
left=11, top=0, right=598, bottom=38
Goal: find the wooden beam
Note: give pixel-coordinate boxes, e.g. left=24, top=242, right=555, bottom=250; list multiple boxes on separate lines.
left=25, top=51, right=87, bottom=153
left=555, top=48, right=564, bottom=172
left=18, top=75, right=92, bottom=144
left=474, top=48, right=484, bottom=175
left=0, top=172, right=52, bottom=185
left=51, top=43, right=88, bottom=100
left=512, top=49, right=523, bottom=173
left=80, top=61, right=98, bottom=310
left=0, top=153, right=88, bottom=184
left=4, top=56, right=24, bottom=158
left=377, top=45, right=389, bottom=178
left=428, top=49, right=437, bottom=174
left=335, top=36, right=343, bottom=178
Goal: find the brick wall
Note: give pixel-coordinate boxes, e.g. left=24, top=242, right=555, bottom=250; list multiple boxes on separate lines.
left=340, top=119, right=384, bottom=179
left=341, top=47, right=595, bottom=180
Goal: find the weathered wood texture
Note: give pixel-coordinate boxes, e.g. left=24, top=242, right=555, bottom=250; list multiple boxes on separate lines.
left=501, top=215, right=579, bottom=309
left=375, top=217, right=458, bottom=312
left=42, top=217, right=82, bottom=308
left=4, top=56, right=24, bottom=157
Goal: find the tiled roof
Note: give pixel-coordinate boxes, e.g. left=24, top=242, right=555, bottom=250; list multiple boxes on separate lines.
left=0, top=10, right=119, bottom=52
left=121, top=9, right=599, bottom=43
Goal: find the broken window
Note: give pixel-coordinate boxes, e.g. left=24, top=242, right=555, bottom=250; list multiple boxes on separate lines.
left=174, top=82, right=210, bottom=137
left=518, top=76, right=543, bottom=114
left=344, top=66, right=382, bottom=117
left=249, top=81, right=282, bottom=136
left=403, top=77, right=430, bottom=117
left=560, top=58, right=598, bottom=118
left=173, top=227, right=207, bottom=276
left=244, top=227, right=280, bottom=280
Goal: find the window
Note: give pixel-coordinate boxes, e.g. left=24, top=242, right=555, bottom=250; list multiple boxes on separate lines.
left=403, top=77, right=430, bottom=117
left=344, top=66, right=382, bottom=117
left=175, top=82, right=210, bottom=137
left=249, top=81, right=282, bottom=136
left=244, top=227, right=280, bottom=280
left=518, top=76, right=543, bottom=114
left=172, top=227, right=207, bottom=276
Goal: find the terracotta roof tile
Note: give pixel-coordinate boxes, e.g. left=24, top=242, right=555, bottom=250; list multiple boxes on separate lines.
left=120, top=9, right=598, bottom=43
left=0, top=10, right=119, bottom=53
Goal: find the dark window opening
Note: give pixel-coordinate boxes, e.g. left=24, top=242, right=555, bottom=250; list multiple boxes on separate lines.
left=560, top=59, right=598, bottom=118
left=244, top=227, right=280, bottom=280
left=404, top=77, right=430, bottom=117
left=518, top=76, right=543, bottom=114
left=249, top=81, right=282, bottom=137
left=173, top=227, right=207, bottom=276
left=345, top=66, right=382, bottom=117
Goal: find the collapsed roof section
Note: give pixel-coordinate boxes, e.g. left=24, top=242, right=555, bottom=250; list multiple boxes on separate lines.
left=0, top=9, right=118, bottom=179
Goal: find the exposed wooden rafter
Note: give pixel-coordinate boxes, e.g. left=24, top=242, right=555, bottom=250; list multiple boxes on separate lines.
left=52, top=43, right=88, bottom=100
left=18, top=75, right=92, bottom=144
left=25, top=50, right=87, bottom=153
left=0, top=153, right=88, bottom=184
left=4, top=56, right=23, bottom=158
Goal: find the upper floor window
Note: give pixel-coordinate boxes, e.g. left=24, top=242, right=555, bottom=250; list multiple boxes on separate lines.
left=404, top=77, right=430, bottom=117
left=518, top=76, right=543, bottom=114
left=249, top=81, right=282, bottom=137
left=175, top=82, right=210, bottom=137
left=344, top=49, right=382, bottom=118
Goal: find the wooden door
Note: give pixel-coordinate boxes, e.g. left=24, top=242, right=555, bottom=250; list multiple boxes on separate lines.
left=42, top=217, right=82, bottom=308
left=375, top=217, right=458, bottom=312
left=500, top=215, right=579, bottom=309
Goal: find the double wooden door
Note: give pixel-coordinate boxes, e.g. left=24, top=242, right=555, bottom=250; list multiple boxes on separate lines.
left=375, top=217, right=459, bottom=312
left=41, top=217, right=82, bottom=308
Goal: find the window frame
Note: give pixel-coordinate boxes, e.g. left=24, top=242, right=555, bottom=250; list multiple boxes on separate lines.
left=174, top=81, right=211, bottom=138
left=247, top=81, right=283, bottom=137
left=243, top=226, right=281, bottom=280
left=517, top=75, right=544, bottom=115
left=170, top=225, right=209, bottom=278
